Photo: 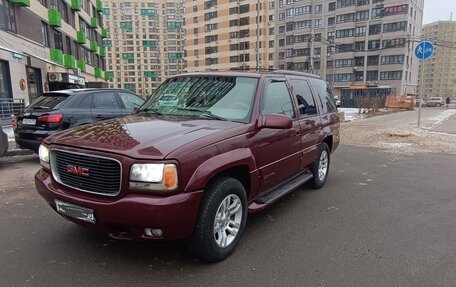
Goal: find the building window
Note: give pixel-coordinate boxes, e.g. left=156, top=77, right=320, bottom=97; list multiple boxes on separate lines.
left=336, top=13, right=355, bottom=24
left=380, top=71, right=402, bottom=80
left=367, top=40, right=380, bottom=50
left=41, top=21, right=50, bottom=47
left=328, top=2, right=336, bottom=11
left=383, top=4, right=408, bottom=16
left=315, top=19, right=322, bottom=28
left=355, top=26, right=366, bottom=36
left=0, top=60, right=12, bottom=98
left=204, top=0, right=217, bottom=9
left=371, top=8, right=383, bottom=19
left=337, top=0, right=355, bottom=8
left=366, top=71, right=378, bottom=81
left=383, top=21, right=407, bottom=33
left=328, top=17, right=335, bottom=26
left=382, top=38, right=406, bottom=48
left=336, top=28, right=354, bottom=38
left=356, top=10, right=369, bottom=21
left=229, top=7, right=238, bottom=14
left=334, top=59, right=353, bottom=67
left=205, top=23, right=218, bottom=32
left=369, top=24, right=381, bottom=35
left=0, top=0, right=16, bottom=33
left=381, top=55, right=405, bottom=65
left=315, top=4, right=322, bottom=13
left=204, top=11, right=217, bottom=21
left=334, top=73, right=353, bottom=82
left=53, top=28, right=63, bottom=50
left=367, top=55, right=378, bottom=65
left=239, top=4, right=249, bottom=13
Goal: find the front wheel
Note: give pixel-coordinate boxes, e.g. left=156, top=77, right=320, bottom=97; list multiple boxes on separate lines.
left=186, top=177, right=247, bottom=262
left=311, top=143, right=331, bottom=189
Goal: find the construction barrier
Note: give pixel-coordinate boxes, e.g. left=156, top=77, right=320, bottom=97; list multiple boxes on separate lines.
left=385, top=95, right=414, bottom=110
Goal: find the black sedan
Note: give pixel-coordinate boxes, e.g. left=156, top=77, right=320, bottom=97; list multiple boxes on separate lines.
left=14, top=88, right=144, bottom=152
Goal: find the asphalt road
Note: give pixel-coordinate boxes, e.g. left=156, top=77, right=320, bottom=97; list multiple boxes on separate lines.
left=1, top=147, right=456, bottom=287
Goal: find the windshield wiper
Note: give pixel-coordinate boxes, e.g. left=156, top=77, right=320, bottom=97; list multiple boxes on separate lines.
left=32, top=106, right=50, bottom=109
left=138, top=108, right=162, bottom=115
left=177, top=107, right=227, bottom=121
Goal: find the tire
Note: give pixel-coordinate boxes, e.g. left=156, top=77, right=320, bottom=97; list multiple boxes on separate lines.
left=186, top=177, right=247, bottom=262
left=311, top=142, right=331, bottom=189
left=436, top=104, right=441, bottom=107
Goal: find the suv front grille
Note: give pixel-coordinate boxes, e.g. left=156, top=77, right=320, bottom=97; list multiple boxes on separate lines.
left=51, top=150, right=121, bottom=196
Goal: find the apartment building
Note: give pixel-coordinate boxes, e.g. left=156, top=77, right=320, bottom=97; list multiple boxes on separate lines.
left=102, top=0, right=184, bottom=96
left=184, top=0, right=276, bottom=72
left=419, top=21, right=456, bottom=99
left=275, top=0, right=423, bottom=102
left=0, top=0, right=106, bottom=105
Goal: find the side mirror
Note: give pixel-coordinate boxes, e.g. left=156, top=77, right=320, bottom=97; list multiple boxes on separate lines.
left=261, top=114, right=293, bottom=129
left=133, top=107, right=139, bottom=114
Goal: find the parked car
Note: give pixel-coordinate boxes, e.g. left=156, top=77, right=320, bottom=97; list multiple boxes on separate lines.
left=14, top=89, right=144, bottom=152
left=415, top=97, right=425, bottom=106
left=35, top=71, right=340, bottom=262
left=425, top=97, right=445, bottom=107
left=334, top=96, right=341, bottom=107
left=0, top=125, right=8, bottom=156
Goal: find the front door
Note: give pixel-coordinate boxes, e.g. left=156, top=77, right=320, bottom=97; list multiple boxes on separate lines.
left=26, top=67, right=43, bottom=104
left=252, top=77, right=302, bottom=192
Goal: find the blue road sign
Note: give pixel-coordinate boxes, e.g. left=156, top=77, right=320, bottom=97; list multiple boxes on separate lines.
left=415, top=41, right=434, bottom=60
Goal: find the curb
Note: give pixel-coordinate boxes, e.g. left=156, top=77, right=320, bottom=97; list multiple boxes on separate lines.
left=5, top=148, right=35, bottom=157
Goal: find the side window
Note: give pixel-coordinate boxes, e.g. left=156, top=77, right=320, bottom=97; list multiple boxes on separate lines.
left=261, top=80, right=294, bottom=117
left=78, top=95, right=92, bottom=109
left=92, top=92, right=120, bottom=109
left=309, top=79, right=337, bottom=114
left=290, top=79, right=318, bottom=116
left=118, top=92, right=144, bottom=109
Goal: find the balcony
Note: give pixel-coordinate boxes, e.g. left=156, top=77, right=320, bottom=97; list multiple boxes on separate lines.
left=76, top=31, right=86, bottom=44
left=71, top=0, right=80, bottom=10
left=89, top=40, right=98, bottom=52
left=99, top=47, right=106, bottom=57
left=50, top=49, right=64, bottom=65
left=104, top=72, right=112, bottom=81
left=64, top=55, right=76, bottom=69
left=94, top=68, right=103, bottom=78
left=10, top=0, right=30, bottom=6
left=90, top=17, right=98, bottom=28
left=101, top=28, right=108, bottom=38
left=96, top=0, right=102, bottom=12
left=48, top=9, right=62, bottom=27
left=77, top=60, right=86, bottom=73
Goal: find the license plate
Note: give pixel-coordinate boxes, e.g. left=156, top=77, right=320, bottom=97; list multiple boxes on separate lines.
left=22, top=118, right=36, bottom=125
left=55, top=199, right=96, bottom=224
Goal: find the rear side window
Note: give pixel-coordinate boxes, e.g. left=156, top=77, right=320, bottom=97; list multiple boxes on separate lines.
left=308, top=79, right=337, bottom=114
left=28, top=94, right=68, bottom=109
left=78, top=95, right=92, bottom=109
left=118, top=92, right=144, bottom=109
left=92, top=92, right=120, bottom=109
left=290, top=79, right=317, bottom=116
left=261, top=80, right=294, bottom=118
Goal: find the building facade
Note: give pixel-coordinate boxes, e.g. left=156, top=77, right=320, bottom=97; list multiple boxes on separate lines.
left=183, top=0, right=276, bottom=72
left=275, top=0, right=423, bottom=103
left=0, top=0, right=106, bottom=107
left=419, top=21, right=456, bottom=99
left=102, top=0, right=184, bottom=97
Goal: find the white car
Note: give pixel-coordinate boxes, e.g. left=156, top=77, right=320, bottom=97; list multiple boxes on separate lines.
left=0, top=125, right=8, bottom=156
left=425, top=97, right=444, bottom=107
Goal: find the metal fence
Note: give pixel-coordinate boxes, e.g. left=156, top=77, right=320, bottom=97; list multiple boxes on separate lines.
left=0, top=98, right=25, bottom=119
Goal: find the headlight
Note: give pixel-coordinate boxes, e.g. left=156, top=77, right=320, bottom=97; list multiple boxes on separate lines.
left=38, top=144, right=50, bottom=167
left=130, top=163, right=178, bottom=191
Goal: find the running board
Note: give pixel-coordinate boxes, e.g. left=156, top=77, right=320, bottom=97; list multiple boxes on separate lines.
left=254, top=171, right=313, bottom=205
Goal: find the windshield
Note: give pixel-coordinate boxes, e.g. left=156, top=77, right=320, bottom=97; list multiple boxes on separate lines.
left=140, top=76, right=258, bottom=123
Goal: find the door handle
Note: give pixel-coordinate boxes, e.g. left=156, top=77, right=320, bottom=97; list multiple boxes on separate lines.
left=95, top=115, right=104, bottom=119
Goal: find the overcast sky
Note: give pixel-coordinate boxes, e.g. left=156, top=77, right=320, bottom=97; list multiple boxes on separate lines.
left=423, top=0, right=456, bottom=24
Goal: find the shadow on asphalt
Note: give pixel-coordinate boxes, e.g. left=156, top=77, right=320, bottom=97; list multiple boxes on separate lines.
left=0, top=154, right=39, bottom=167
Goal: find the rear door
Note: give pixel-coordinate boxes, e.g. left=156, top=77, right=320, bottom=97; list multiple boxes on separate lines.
left=91, top=91, right=123, bottom=122
left=289, top=78, right=322, bottom=168
left=117, top=91, right=145, bottom=115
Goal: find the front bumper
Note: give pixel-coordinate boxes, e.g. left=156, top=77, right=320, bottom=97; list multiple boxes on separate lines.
left=15, top=129, right=59, bottom=152
left=35, top=168, right=204, bottom=240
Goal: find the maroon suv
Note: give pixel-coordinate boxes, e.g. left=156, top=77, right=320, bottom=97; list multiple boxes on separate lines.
left=35, top=71, right=340, bottom=262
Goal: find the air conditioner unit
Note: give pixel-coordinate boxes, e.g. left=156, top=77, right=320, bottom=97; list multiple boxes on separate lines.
left=215, top=40, right=219, bottom=44
left=48, top=73, right=63, bottom=82
left=73, top=68, right=81, bottom=76
left=228, top=38, right=232, bottom=42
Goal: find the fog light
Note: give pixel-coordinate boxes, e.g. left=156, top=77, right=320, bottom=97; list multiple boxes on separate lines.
left=144, top=228, right=163, bottom=237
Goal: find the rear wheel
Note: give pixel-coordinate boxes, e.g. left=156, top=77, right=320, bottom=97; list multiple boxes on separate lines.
left=311, top=143, right=330, bottom=189
left=186, top=177, right=247, bottom=262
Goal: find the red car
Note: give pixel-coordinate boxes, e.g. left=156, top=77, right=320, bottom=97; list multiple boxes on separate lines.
left=35, top=71, right=340, bottom=262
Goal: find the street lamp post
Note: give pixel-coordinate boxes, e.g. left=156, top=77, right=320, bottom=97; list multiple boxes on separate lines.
left=243, top=32, right=249, bottom=70
left=256, top=0, right=260, bottom=71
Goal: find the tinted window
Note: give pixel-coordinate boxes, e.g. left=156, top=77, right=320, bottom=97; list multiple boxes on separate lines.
left=92, top=92, right=120, bottom=109
left=290, top=79, right=317, bottom=116
left=308, top=79, right=337, bottom=114
left=261, top=80, right=294, bottom=117
left=78, top=95, right=92, bottom=109
left=28, top=93, right=69, bottom=109
left=118, top=92, right=144, bottom=109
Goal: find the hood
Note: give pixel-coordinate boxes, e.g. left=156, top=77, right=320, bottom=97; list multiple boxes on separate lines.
left=45, top=115, right=245, bottom=159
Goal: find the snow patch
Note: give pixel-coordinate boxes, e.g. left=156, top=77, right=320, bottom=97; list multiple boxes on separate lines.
left=378, top=142, right=413, bottom=149
left=421, top=109, right=456, bottom=129
left=338, top=108, right=359, bottom=121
